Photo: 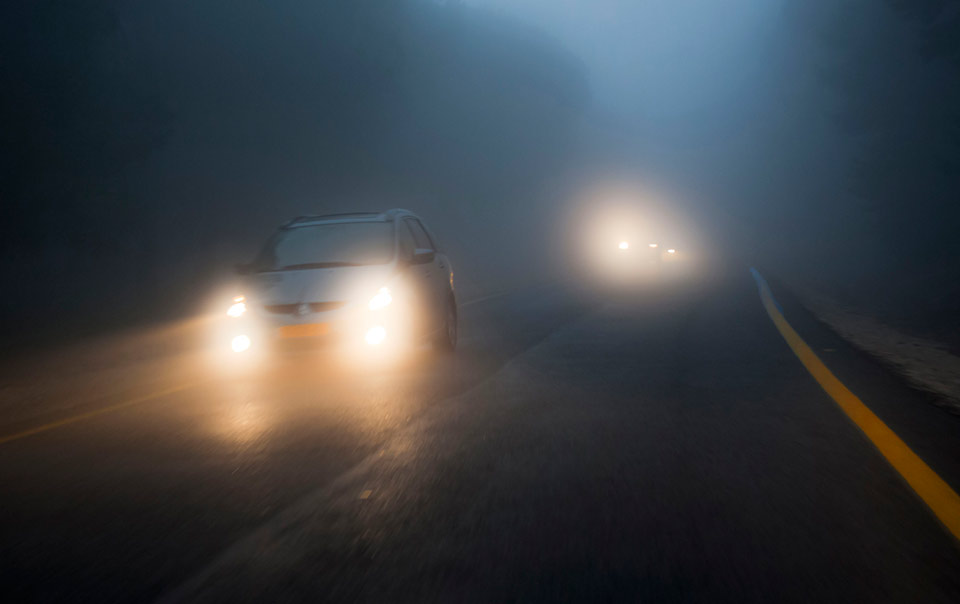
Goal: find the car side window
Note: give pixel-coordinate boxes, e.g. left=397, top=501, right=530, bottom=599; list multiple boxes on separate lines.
left=404, top=218, right=435, bottom=250
left=398, top=221, right=417, bottom=260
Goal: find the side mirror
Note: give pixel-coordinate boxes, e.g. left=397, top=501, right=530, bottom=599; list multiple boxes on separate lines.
left=411, top=248, right=435, bottom=265
left=235, top=263, right=254, bottom=276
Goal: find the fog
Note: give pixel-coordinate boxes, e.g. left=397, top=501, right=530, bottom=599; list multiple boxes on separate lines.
left=3, top=0, right=959, bottom=347
left=475, top=0, right=960, bottom=343
left=5, top=5, right=960, bottom=597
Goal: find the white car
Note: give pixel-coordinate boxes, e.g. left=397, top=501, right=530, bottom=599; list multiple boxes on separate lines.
left=225, top=210, right=457, bottom=354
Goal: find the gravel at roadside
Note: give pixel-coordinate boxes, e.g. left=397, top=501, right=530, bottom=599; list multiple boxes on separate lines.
left=784, top=281, right=960, bottom=415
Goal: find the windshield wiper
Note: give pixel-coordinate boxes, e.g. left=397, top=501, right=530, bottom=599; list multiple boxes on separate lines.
left=276, top=262, right=366, bottom=271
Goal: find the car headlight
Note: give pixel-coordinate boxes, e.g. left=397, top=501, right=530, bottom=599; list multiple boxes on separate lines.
left=227, top=296, right=247, bottom=318
left=365, top=325, right=387, bottom=346
left=231, top=334, right=251, bottom=352
left=368, top=287, right=392, bottom=311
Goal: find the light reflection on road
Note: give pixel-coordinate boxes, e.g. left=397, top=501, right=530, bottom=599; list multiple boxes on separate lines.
left=207, top=380, right=275, bottom=447
left=201, top=347, right=457, bottom=451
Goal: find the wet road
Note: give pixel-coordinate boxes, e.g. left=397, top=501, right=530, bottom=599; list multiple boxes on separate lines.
left=2, top=268, right=960, bottom=602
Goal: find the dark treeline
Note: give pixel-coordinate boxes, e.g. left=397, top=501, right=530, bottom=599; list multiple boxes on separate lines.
left=714, top=0, right=960, bottom=339
left=797, top=0, right=960, bottom=335
left=1, top=1, right=588, bottom=345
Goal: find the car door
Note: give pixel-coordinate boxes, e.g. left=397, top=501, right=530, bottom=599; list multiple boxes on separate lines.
left=396, top=218, right=436, bottom=336
left=403, top=217, right=445, bottom=330
left=411, top=219, right=451, bottom=304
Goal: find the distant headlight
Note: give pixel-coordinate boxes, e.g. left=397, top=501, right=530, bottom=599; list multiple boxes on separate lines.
left=227, top=296, right=247, bottom=318
left=667, top=249, right=676, bottom=254
left=368, top=287, right=393, bottom=311
left=618, top=241, right=630, bottom=250
left=648, top=243, right=658, bottom=248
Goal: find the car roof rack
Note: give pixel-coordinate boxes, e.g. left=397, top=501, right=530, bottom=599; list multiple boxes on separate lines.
left=284, top=212, right=387, bottom=227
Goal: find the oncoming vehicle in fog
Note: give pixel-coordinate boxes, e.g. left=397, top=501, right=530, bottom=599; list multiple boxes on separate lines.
left=222, top=209, right=457, bottom=357
left=595, top=233, right=687, bottom=286
left=571, top=206, right=699, bottom=291
left=615, top=240, right=681, bottom=263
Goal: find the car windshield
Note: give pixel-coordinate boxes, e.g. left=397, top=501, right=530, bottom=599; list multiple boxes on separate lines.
left=256, top=221, right=395, bottom=271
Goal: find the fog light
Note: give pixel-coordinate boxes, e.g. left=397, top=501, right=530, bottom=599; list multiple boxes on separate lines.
left=365, top=325, right=386, bottom=346
left=231, top=334, right=251, bottom=353
left=618, top=241, right=629, bottom=250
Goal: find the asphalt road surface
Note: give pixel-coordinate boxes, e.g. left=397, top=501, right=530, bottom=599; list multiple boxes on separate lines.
left=2, top=266, right=960, bottom=602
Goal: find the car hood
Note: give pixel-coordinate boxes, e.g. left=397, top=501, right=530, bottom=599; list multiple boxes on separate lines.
left=250, top=264, right=396, bottom=305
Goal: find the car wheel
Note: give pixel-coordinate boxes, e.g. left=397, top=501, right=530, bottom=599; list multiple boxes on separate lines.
left=433, top=298, right=457, bottom=352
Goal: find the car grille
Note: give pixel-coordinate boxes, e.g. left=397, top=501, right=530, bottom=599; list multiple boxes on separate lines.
left=264, top=301, right=348, bottom=315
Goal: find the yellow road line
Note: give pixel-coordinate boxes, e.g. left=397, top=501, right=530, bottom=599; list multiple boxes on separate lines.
left=0, top=382, right=199, bottom=446
left=751, top=268, right=960, bottom=542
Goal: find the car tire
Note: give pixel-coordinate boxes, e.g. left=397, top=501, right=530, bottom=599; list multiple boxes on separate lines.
left=433, top=297, right=457, bottom=352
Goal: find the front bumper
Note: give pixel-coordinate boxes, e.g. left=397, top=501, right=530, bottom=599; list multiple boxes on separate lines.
left=219, top=305, right=412, bottom=356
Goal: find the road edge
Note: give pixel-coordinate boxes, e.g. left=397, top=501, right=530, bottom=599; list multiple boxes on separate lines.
left=750, top=268, right=960, bottom=545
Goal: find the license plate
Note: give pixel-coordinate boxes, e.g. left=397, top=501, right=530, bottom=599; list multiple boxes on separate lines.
left=278, top=323, right=330, bottom=338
